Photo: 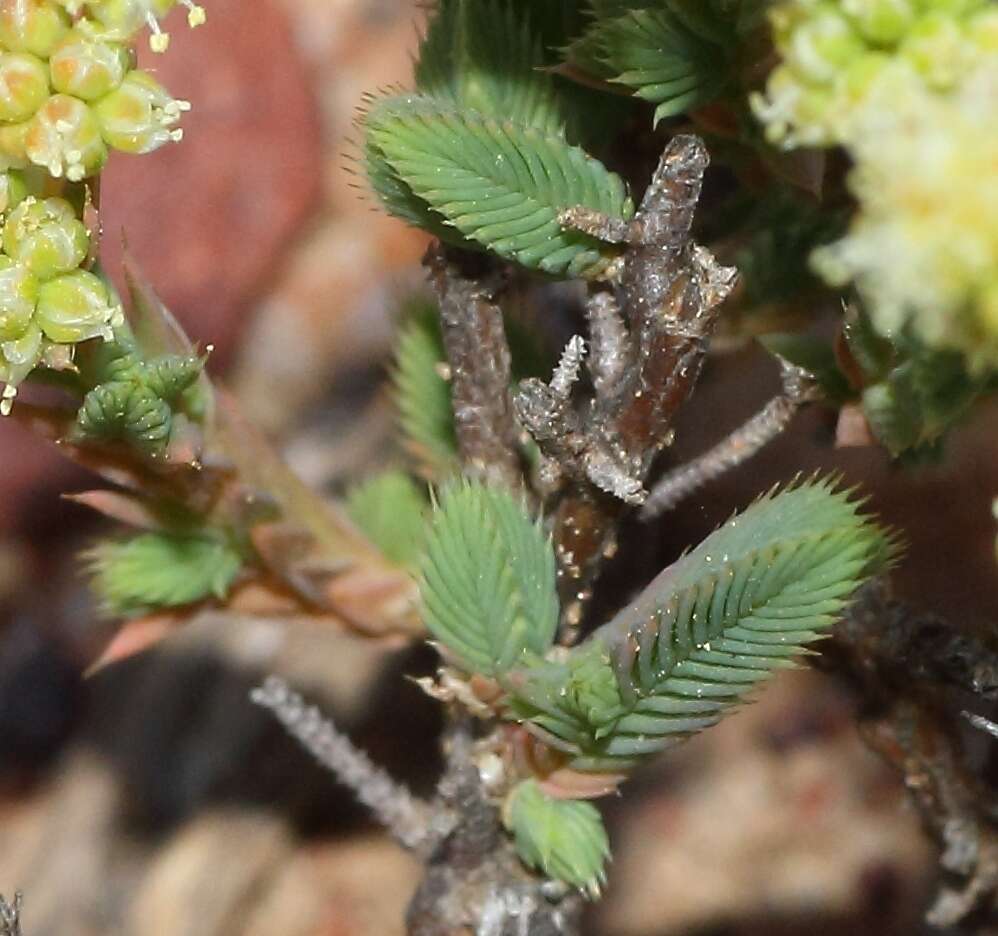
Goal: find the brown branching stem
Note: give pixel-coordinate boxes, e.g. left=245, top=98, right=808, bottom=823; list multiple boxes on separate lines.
left=424, top=244, right=523, bottom=491
left=640, top=359, right=818, bottom=519
left=834, top=583, right=998, bottom=930
left=251, top=676, right=436, bottom=853
left=408, top=716, right=583, bottom=936
left=517, top=135, right=738, bottom=631
left=254, top=679, right=583, bottom=936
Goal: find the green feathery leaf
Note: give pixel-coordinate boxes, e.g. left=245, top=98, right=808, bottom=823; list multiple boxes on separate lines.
left=86, top=532, right=243, bottom=617
left=345, top=470, right=429, bottom=568
left=365, top=95, right=633, bottom=277
left=393, top=305, right=459, bottom=478
left=416, top=0, right=566, bottom=135
left=595, top=3, right=735, bottom=124
left=505, top=779, right=610, bottom=897
left=509, top=478, right=894, bottom=773
left=420, top=481, right=559, bottom=676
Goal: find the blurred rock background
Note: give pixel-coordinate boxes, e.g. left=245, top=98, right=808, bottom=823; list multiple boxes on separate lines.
left=0, top=1, right=995, bottom=933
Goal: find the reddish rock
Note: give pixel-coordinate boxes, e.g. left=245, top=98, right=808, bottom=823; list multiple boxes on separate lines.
left=99, top=0, right=323, bottom=367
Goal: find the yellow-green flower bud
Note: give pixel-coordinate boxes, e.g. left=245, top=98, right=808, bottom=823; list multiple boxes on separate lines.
left=0, top=169, right=28, bottom=213
left=843, top=0, right=915, bottom=45
left=49, top=29, right=131, bottom=101
left=94, top=70, right=188, bottom=154
left=0, top=0, right=70, bottom=58
left=0, top=254, right=37, bottom=340
left=24, top=93, right=107, bottom=181
left=34, top=267, right=117, bottom=342
left=3, top=196, right=88, bottom=279
left=784, top=5, right=865, bottom=84
left=0, top=53, right=49, bottom=124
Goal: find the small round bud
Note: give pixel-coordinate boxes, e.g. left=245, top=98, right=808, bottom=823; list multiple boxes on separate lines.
left=842, top=0, right=916, bottom=45
left=785, top=6, right=865, bottom=84
left=80, top=0, right=145, bottom=38
left=3, top=196, right=89, bottom=279
left=0, top=53, right=50, bottom=124
left=0, top=0, right=71, bottom=57
left=25, top=93, right=108, bottom=181
left=0, top=169, right=29, bottom=214
left=35, top=267, right=117, bottom=343
left=94, top=70, right=189, bottom=154
left=49, top=29, right=131, bottom=101
left=0, top=254, right=38, bottom=340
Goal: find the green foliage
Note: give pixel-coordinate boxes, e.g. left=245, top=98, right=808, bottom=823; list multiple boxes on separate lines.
left=363, top=129, right=464, bottom=248
left=73, top=333, right=204, bottom=457
left=415, top=0, right=566, bottom=135
left=345, top=470, right=429, bottom=568
left=565, top=0, right=656, bottom=79
left=509, top=479, right=892, bottom=772
left=504, top=779, right=610, bottom=897
left=839, top=308, right=992, bottom=459
left=86, top=531, right=243, bottom=617
left=860, top=345, right=987, bottom=460
left=729, top=191, right=848, bottom=311
left=393, top=306, right=459, bottom=477
left=364, top=94, right=633, bottom=277
left=420, top=481, right=558, bottom=676
left=591, top=3, right=735, bottom=123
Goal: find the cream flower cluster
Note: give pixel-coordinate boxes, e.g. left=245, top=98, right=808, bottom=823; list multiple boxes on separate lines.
left=0, top=0, right=201, bottom=408
left=753, top=0, right=998, bottom=371
left=811, top=61, right=998, bottom=370
left=753, top=0, right=997, bottom=147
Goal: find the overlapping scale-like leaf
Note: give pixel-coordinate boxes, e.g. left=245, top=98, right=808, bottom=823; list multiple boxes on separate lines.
left=504, top=779, right=610, bottom=897
left=420, top=481, right=559, bottom=676
left=509, top=479, right=893, bottom=773
left=596, top=3, right=734, bottom=123
left=365, top=94, right=633, bottom=277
